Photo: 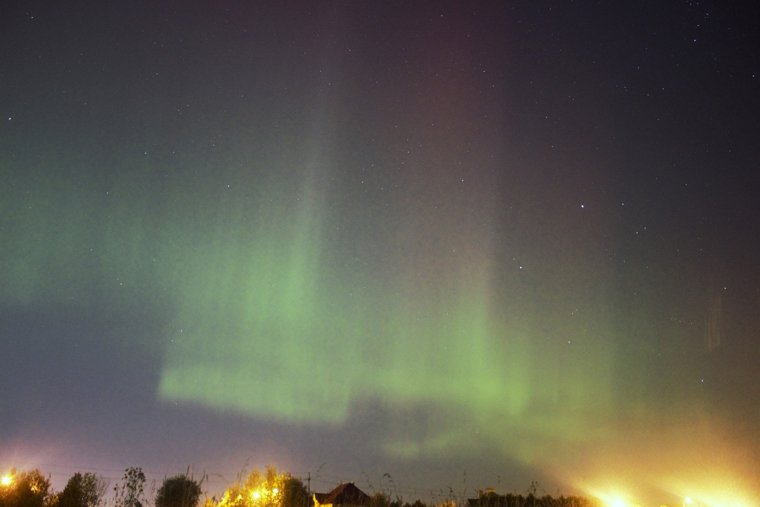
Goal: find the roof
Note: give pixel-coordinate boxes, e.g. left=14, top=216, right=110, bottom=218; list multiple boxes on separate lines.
left=317, top=483, right=371, bottom=506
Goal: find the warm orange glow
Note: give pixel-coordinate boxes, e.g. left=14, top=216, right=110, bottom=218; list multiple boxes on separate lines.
left=579, top=484, right=641, bottom=507
left=249, top=486, right=280, bottom=504
left=218, top=466, right=288, bottom=507
left=1, top=474, right=12, bottom=487
left=662, top=476, right=756, bottom=507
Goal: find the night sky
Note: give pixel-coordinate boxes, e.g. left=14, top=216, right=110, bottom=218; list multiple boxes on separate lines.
left=1, top=2, right=759, bottom=506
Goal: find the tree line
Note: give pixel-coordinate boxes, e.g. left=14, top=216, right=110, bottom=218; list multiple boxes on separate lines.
left=0, top=467, right=598, bottom=507
left=0, top=466, right=310, bottom=507
left=469, top=490, right=597, bottom=507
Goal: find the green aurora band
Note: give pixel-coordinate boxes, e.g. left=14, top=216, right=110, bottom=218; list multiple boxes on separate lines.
left=1, top=154, right=618, bottom=465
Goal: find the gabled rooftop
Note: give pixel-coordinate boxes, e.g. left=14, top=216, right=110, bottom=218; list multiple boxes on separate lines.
left=315, top=482, right=370, bottom=506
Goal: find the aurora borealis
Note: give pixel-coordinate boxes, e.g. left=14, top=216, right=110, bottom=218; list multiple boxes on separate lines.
left=1, top=2, right=759, bottom=505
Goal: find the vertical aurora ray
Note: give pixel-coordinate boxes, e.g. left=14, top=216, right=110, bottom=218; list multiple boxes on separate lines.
left=156, top=158, right=358, bottom=422
left=0, top=159, right=165, bottom=310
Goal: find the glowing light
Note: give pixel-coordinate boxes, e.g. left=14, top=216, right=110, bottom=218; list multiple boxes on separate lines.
left=249, top=486, right=280, bottom=504
left=663, top=477, right=756, bottom=507
left=583, top=487, right=639, bottom=507
left=1, top=474, right=12, bottom=487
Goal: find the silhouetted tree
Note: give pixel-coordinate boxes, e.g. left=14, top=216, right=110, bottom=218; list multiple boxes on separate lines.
left=57, top=473, right=107, bottom=507
left=0, top=469, right=52, bottom=507
left=280, top=476, right=308, bottom=507
left=155, top=475, right=202, bottom=507
left=369, top=492, right=390, bottom=507
left=113, top=468, right=146, bottom=507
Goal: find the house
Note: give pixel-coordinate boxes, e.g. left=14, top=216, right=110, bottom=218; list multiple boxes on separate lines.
left=313, top=483, right=371, bottom=507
